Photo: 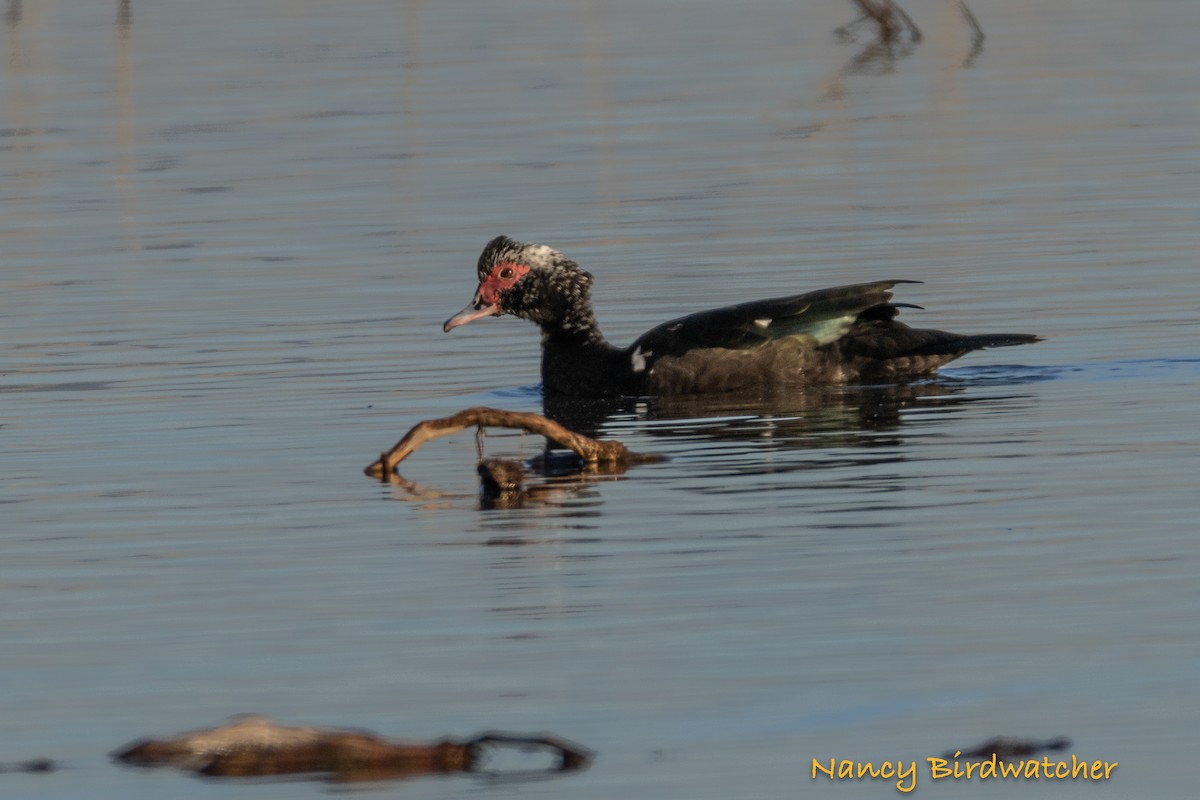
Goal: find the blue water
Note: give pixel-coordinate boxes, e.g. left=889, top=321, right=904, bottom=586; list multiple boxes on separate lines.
left=3, top=1, right=1198, bottom=798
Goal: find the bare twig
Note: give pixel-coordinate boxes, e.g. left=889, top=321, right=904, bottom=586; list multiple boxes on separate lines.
left=957, top=0, right=984, bottom=42
left=848, top=0, right=922, bottom=42
left=364, top=407, right=659, bottom=479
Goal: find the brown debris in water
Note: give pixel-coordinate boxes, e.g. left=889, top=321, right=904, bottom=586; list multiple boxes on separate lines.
left=364, top=406, right=661, bottom=482
left=476, top=457, right=530, bottom=508
left=477, top=457, right=526, bottom=494
left=0, top=758, right=55, bottom=774
left=946, top=736, right=1071, bottom=761
left=474, top=456, right=593, bottom=510
left=112, top=715, right=592, bottom=782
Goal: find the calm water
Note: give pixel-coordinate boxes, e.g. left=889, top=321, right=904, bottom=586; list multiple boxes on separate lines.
left=3, top=1, right=1198, bottom=798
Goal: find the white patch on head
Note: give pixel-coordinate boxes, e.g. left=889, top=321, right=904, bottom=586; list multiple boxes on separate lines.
left=631, top=345, right=652, bottom=374
left=523, top=244, right=556, bottom=265
left=667, top=323, right=682, bottom=333
left=754, top=318, right=771, bottom=329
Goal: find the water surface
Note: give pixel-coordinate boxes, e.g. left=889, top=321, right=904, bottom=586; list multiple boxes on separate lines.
left=2, top=1, right=1198, bottom=798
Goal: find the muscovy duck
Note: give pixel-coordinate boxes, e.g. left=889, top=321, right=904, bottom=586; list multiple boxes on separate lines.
left=444, top=236, right=1041, bottom=397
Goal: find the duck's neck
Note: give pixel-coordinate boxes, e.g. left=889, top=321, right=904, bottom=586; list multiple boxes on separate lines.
left=538, top=312, right=623, bottom=397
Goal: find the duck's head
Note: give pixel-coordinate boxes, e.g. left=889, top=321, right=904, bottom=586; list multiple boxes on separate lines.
left=443, top=236, right=596, bottom=334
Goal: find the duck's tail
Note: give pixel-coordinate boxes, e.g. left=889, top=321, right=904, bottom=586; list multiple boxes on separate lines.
left=910, top=332, right=1043, bottom=356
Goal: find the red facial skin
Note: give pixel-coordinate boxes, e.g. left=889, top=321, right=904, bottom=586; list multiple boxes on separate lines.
left=477, top=261, right=530, bottom=305
left=443, top=261, right=531, bottom=331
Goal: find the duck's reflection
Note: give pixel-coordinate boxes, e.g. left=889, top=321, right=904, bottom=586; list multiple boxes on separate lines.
left=544, top=379, right=993, bottom=447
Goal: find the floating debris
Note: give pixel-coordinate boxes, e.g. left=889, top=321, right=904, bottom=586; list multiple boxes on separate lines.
left=477, top=457, right=526, bottom=494
left=475, top=457, right=532, bottom=508
left=946, top=736, right=1071, bottom=761
left=0, top=758, right=55, bottom=774
left=113, top=715, right=592, bottom=782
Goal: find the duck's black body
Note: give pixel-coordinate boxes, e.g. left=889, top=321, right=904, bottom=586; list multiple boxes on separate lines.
left=444, top=236, right=1041, bottom=397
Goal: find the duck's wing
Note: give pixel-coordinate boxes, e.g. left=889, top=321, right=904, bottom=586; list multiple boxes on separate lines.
left=627, top=280, right=918, bottom=358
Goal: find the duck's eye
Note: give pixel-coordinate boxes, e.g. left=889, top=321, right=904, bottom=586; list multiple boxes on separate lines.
left=498, top=266, right=515, bottom=280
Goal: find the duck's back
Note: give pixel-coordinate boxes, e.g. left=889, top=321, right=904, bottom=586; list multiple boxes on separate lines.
left=613, top=281, right=1039, bottom=396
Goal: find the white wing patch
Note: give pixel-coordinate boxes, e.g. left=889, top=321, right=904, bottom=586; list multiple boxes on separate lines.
left=753, top=318, right=772, bottom=329
left=631, top=345, right=652, bottom=373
